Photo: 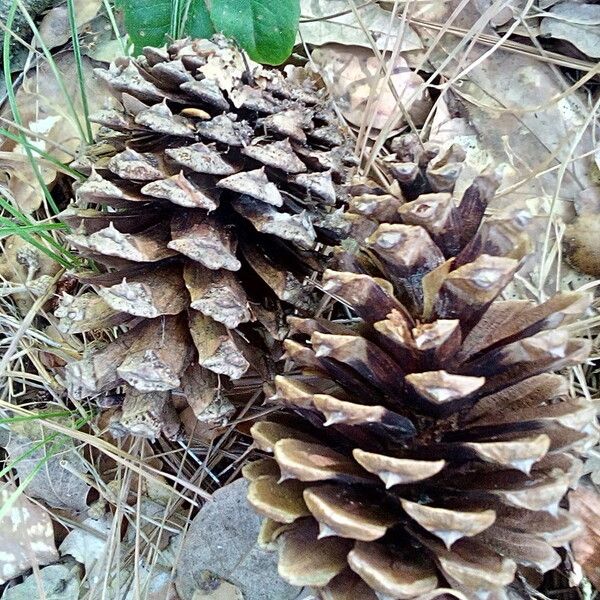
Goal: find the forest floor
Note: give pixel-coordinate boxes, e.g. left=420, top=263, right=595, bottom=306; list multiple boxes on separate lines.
left=0, top=1, right=599, bottom=599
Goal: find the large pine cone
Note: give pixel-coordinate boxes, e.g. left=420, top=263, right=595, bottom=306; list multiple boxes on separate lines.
left=245, top=135, right=597, bottom=599
left=59, top=36, right=352, bottom=437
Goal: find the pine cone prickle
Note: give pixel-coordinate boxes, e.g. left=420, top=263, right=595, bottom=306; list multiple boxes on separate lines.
left=245, top=134, right=597, bottom=599
left=59, top=36, right=352, bottom=437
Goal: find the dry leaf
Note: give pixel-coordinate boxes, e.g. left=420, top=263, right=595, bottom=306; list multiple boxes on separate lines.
left=2, top=562, right=81, bottom=600
left=0, top=484, right=59, bottom=584
left=38, top=0, right=102, bottom=50
left=299, top=0, right=422, bottom=51
left=5, top=420, right=91, bottom=512
left=311, top=44, right=432, bottom=129
left=192, top=580, right=243, bottom=600
left=175, top=479, right=301, bottom=600
left=59, top=515, right=111, bottom=585
left=569, top=482, right=600, bottom=589
left=540, top=3, right=600, bottom=59
left=0, top=53, right=104, bottom=213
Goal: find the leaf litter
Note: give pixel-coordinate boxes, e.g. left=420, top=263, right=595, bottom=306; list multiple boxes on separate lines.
left=1, top=1, right=600, bottom=599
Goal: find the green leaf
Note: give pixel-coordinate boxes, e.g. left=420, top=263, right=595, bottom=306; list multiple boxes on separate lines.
left=116, top=0, right=172, bottom=53
left=208, top=0, right=300, bottom=65
left=184, top=0, right=216, bottom=39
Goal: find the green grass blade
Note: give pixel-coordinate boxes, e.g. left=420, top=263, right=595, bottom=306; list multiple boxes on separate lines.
left=0, top=196, right=77, bottom=267
left=66, top=0, right=94, bottom=143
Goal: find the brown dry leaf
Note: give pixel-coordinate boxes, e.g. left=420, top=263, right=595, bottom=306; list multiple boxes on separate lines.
left=0, top=53, right=105, bottom=213
left=311, top=44, right=432, bottom=130
left=569, top=482, right=600, bottom=589
left=38, top=0, right=102, bottom=50
left=0, top=484, right=59, bottom=584
left=5, top=419, right=91, bottom=512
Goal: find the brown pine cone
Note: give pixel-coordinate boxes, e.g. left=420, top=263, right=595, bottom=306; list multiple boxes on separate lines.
left=58, top=36, right=353, bottom=438
left=245, top=134, right=597, bottom=599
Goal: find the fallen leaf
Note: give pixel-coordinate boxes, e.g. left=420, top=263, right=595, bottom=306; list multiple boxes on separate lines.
left=38, top=0, right=102, bottom=50
left=2, top=562, right=81, bottom=600
left=311, top=44, right=432, bottom=129
left=0, top=484, right=59, bottom=584
left=175, top=479, right=301, bottom=600
left=0, top=53, right=105, bottom=213
left=192, top=579, right=243, bottom=600
left=59, top=515, right=111, bottom=586
left=569, top=482, right=600, bottom=589
left=540, top=3, right=600, bottom=59
left=5, top=419, right=91, bottom=512
left=299, top=0, right=422, bottom=51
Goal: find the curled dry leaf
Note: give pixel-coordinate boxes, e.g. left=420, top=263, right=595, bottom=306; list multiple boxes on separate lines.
left=0, top=484, right=59, bottom=584
left=569, top=481, right=600, bottom=589
left=311, top=44, right=432, bottom=130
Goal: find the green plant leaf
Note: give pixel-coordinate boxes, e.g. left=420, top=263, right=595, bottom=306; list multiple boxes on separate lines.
left=184, top=0, right=216, bottom=39
left=208, top=0, right=300, bottom=65
left=116, top=0, right=172, bottom=53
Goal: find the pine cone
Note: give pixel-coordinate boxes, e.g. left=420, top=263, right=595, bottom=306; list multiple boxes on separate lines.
left=245, top=134, right=597, bottom=599
left=59, top=36, right=352, bottom=437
